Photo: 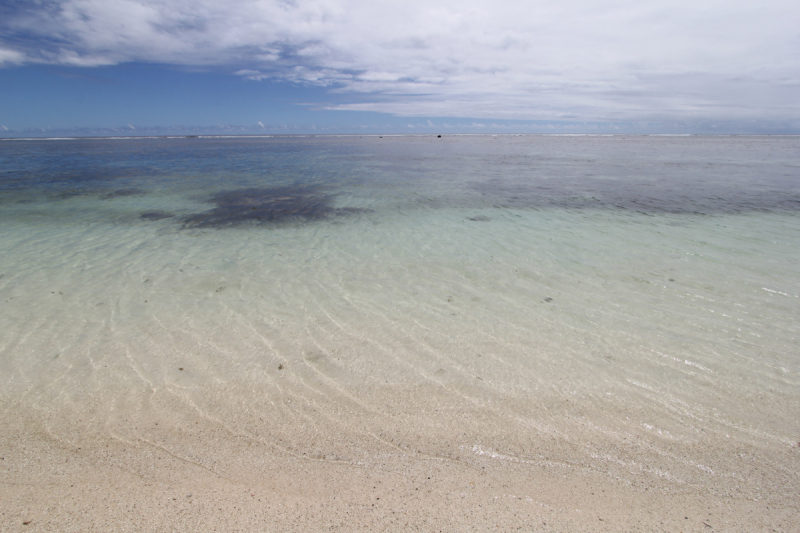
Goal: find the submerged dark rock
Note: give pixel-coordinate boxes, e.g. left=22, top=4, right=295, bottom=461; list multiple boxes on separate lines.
left=99, top=188, right=145, bottom=199
left=54, top=190, right=89, bottom=200
left=181, top=186, right=370, bottom=228
left=140, top=211, right=175, bottom=220
left=334, top=206, right=374, bottom=216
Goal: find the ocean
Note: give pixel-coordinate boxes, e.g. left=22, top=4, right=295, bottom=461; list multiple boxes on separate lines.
left=1, top=134, right=798, bottom=528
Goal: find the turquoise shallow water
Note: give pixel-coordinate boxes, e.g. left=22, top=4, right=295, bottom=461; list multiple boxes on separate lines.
left=1, top=135, right=799, bottom=497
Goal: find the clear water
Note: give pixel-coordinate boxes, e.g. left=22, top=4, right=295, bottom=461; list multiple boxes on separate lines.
left=1, top=135, right=798, bottom=496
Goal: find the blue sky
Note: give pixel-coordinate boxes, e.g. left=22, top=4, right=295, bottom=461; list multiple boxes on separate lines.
left=1, top=1, right=798, bottom=136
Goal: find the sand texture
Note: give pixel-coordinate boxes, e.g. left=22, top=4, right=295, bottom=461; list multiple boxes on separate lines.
left=2, top=383, right=799, bottom=533
left=2, top=135, right=799, bottom=531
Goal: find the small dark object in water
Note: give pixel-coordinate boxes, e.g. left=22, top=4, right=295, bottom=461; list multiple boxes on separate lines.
left=278, top=364, right=284, bottom=370
left=140, top=211, right=175, bottom=220
left=544, top=297, right=553, bottom=302
left=669, top=278, right=675, bottom=282
left=467, top=215, right=491, bottom=222
left=100, top=188, right=144, bottom=200
left=179, top=367, right=183, bottom=371
left=437, top=135, right=441, bottom=138
left=335, top=206, right=374, bottom=216
left=55, top=190, right=88, bottom=200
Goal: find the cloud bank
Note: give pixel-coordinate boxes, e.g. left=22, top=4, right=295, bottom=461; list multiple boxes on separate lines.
left=2, top=0, right=798, bottom=123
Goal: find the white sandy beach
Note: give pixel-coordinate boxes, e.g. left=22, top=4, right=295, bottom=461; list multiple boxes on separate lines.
left=3, top=382, right=798, bottom=532
left=1, top=136, right=799, bottom=531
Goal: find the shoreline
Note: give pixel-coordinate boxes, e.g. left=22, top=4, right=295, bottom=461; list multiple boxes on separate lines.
left=2, top=135, right=799, bottom=531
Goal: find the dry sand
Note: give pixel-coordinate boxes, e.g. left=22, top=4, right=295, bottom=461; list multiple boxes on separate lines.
left=2, top=389, right=798, bottom=532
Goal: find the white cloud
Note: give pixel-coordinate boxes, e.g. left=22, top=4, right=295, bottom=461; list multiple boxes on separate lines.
left=235, top=69, right=271, bottom=81
left=2, top=0, right=799, bottom=122
left=0, top=48, right=25, bottom=65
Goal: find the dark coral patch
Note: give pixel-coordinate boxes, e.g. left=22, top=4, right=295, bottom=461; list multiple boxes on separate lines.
left=140, top=211, right=175, bottom=220
left=180, top=186, right=369, bottom=228
left=334, top=206, right=374, bottom=217
left=54, top=190, right=88, bottom=200
left=182, top=187, right=332, bottom=228
left=99, top=188, right=145, bottom=200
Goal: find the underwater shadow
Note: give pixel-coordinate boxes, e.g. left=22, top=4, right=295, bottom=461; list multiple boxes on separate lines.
left=180, top=186, right=370, bottom=228
left=470, top=178, right=800, bottom=215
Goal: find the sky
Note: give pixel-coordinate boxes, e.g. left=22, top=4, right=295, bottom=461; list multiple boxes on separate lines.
left=1, top=0, right=798, bottom=136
